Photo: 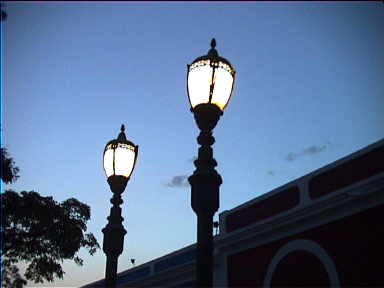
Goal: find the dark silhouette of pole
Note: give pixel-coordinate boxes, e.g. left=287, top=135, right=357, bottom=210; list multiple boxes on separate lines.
left=102, top=176, right=128, bottom=287
left=189, top=103, right=223, bottom=287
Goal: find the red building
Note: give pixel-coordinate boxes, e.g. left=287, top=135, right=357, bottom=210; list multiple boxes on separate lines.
left=84, top=138, right=384, bottom=287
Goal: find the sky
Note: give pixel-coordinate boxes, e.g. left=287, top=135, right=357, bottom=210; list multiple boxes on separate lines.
left=1, top=1, right=384, bottom=287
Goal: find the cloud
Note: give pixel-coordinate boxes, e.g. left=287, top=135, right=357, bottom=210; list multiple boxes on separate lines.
left=285, top=143, right=329, bottom=162
left=165, top=175, right=190, bottom=188
left=267, top=170, right=276, bottom=176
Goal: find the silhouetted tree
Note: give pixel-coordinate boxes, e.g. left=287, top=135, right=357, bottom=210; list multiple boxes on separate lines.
left=0, top=3, right=7, bottom=22
left=1, top=149, right=100, bottom=287
left=1, top=148, right=19, bottom=184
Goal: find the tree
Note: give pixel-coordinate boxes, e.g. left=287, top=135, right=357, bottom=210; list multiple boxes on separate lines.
left=0, top=4, right=7, bottom=22
left=1, top=148, right=19, bottom=184
left=1, top=149, right=100, bottom=287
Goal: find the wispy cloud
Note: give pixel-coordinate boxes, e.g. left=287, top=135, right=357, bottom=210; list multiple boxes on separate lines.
left=267, top=170, right=276, bottom=176
left=285, top=143, right=329, bottom=161
left=165, top=175, right=190, bottom=188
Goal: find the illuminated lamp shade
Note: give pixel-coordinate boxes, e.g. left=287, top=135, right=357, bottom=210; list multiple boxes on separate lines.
left=187, top=38, right=236, bottom=111
left=103, top=125, right=138, bottom=179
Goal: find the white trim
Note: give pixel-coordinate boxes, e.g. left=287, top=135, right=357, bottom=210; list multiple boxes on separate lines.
left=264, top=239, right=340, bottom=287
left=216, top=175, right=384, bottom=255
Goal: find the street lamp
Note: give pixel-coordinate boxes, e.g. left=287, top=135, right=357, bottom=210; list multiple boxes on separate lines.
left=187, top=39, right=236, bottom=287
left=102, top=124, right=138, bottom=287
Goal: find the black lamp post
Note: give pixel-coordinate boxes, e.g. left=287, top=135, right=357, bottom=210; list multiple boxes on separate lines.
left=102, top=125, right=138, bottom=287
left=187, top=39, right=236, bottom=287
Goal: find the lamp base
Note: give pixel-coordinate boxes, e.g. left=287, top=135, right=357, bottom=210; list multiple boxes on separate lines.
left=107, top=175, right=128, bottom=194
left=192, top=103, right=223, bottom=132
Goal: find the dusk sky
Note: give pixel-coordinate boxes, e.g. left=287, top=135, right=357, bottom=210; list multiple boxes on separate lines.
left=2, top=2, right=384, bottom=287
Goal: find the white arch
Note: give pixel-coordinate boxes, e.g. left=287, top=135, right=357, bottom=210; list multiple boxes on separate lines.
left=264, top=239, right=340, bottom=287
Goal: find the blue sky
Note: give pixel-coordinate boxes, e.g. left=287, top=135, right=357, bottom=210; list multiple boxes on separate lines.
left=2, top=2, right=384, bottom=287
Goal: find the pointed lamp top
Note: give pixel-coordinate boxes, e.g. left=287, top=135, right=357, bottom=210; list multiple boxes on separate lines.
left=211, top=38, right=216, bottom=48
left=117, top=124, right=127, bottom=141
left=208, top=38, right=218, bottom=58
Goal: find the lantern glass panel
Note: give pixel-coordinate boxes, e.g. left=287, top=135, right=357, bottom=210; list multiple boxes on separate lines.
left=103, top=145, right=115, bottom=178
left=211, top=64, right=234, bottom=110
left=188, top=61, right=213, bottom=109
left=114, top=143, right=136, bottom=178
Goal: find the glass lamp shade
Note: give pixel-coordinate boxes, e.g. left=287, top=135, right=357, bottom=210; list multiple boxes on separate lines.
left=103, top=126, right=138, bottom=179
left=187, top=39, right=235, bottom=111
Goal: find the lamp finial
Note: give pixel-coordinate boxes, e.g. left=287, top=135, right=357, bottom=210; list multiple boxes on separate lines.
left=211, top=38, right=216, bottom=49
left=208, top=38, right=218, bottom=58
left=118, top=124, right=127, bottom=141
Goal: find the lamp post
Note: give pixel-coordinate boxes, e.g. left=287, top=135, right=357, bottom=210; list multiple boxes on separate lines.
left=187, top=39, right=236, bottom=287
left=102, top=124, right=138, bottom=287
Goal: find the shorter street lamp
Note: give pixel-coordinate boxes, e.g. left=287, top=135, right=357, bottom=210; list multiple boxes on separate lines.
left=102, top=125, right=138, bottom=287
left=187, top=39, right=236, bottom=287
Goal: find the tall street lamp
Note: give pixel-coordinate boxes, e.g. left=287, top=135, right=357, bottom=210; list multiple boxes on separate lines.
left=187, top=39, right=236, bottom=287
left=102, top=124, right=139, bottom=287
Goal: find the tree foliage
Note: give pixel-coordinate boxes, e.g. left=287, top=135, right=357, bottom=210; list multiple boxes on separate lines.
left=1, top=258, right=27, bottom=288
left=1, top=149, right=100, bottom=286
left=1, top=148, right=19, bottom=184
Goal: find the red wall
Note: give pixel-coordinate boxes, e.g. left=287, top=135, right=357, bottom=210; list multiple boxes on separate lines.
left=228, top=203, right=384, bottom=287
left=226, top=186, right=300, bottom=233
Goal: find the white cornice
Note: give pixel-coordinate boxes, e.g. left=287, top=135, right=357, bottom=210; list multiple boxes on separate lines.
left=216, top=174, right=384, bottom=255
